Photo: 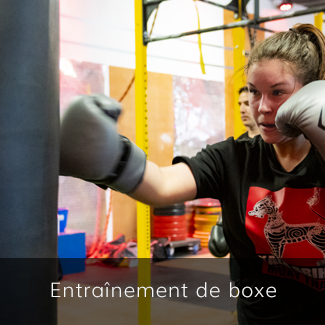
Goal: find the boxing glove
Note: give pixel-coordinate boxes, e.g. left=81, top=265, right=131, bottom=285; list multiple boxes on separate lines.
left=60, top=94, right=146, bottom=194
left=275, top=80, right=325, bottom=160
left=208, top=215, right=230, bottom=258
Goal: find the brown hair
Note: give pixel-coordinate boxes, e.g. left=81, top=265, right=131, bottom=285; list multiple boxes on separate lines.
left=246, top=23, right=325, bottom=85
left=239, top=86, right=248, bottom=94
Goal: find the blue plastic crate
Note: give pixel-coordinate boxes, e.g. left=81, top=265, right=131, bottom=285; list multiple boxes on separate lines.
left=58, top=229, right=86, bottom=275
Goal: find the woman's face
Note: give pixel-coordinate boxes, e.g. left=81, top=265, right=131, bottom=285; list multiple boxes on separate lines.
left=247, top=59, right=303, bottom=144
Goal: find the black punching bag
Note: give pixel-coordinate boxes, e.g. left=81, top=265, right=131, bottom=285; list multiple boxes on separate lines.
left=0, top=1, right=59, bottom=324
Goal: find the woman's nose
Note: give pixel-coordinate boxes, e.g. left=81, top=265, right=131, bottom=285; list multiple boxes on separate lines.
left=240, top=104, right=246, bottom=114
left=258, top=96, right=272, bottom=114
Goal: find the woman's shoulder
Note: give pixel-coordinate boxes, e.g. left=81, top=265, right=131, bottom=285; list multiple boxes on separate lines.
left=209, top=134, right=263, bottom=151
left=195, top=135, right=265, bottom=166
left=235, top=134, right=263, bottom=145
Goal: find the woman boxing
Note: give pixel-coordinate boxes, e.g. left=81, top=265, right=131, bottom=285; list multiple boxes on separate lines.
left=60, top=23, right=325, bottom=324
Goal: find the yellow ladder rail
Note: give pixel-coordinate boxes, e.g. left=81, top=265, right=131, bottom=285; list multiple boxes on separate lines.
left=135, top=0, right=151, bottom=324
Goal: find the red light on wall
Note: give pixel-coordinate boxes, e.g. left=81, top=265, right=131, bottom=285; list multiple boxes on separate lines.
left=279, top=2, right=292, bottom=11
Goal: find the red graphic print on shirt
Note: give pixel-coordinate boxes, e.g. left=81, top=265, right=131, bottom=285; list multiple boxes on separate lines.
left=245, top=187, right=325, bottom=291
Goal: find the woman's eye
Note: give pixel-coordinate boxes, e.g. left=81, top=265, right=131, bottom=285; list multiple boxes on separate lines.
left=273, top=90, right=283, bottom=96
left=249, top=89, right=257, bottom=95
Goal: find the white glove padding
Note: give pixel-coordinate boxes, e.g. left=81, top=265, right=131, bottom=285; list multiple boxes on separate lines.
left=60, top=95, right=146, bottom=194
left=275, top=80, right=325, bottom=160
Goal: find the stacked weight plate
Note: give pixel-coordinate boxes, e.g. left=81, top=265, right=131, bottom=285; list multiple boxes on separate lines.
left=153, top=203, right=187, bottom=241
left=192, top=199, right=221, bottom=247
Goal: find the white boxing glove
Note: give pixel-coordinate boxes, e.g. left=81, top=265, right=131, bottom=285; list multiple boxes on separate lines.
left=275, top=80, right=325, bottom=160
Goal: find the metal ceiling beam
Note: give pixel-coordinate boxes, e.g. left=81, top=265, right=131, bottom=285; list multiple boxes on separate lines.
left=144, top=2, right=325, bottom=44
left=143, top=0, right=238, bottom=11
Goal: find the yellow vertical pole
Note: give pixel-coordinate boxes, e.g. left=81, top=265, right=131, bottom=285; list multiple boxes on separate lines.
left=134, top=0, right=151, bottom=324
left=232, top=0, right=246, bottom=139
left=315, top=12, right=323, bottom=32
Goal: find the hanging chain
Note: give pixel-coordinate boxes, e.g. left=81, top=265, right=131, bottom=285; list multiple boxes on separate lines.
left=248, top=24, right=257, bottom=49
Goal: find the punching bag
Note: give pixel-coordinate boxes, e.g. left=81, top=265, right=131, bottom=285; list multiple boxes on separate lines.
left=0, top=0, right=59, bottom=324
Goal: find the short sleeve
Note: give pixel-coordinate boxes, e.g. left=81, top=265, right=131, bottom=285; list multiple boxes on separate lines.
left=172, top=138, right=238, bottom=201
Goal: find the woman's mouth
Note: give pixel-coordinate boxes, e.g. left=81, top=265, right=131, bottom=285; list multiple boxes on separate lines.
left=260, top=123, right=277, bottom=132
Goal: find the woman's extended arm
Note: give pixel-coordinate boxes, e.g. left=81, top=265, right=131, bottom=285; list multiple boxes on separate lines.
left=130, top=161, right=197, bottom=206
left=59, top=94, right=197, bottom=204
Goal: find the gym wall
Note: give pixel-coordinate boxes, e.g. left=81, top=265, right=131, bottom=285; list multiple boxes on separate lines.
left=59, top=0, right=227, bottom=243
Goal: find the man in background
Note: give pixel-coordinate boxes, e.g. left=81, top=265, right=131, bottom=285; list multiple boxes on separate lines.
left=230, top=86, right=260, bottom=287
left=237, top=86, right=259, bottom=139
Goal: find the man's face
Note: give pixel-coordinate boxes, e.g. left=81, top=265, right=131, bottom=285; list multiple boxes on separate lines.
left=239, top=91, right=256, bottom=129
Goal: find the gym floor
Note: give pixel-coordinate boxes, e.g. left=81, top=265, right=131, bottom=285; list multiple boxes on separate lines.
left=58, top=249, right=238, bottom=325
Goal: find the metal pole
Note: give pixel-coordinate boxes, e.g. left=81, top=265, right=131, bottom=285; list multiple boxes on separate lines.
left=143, top=0, right=236, bottom=11
left=254, top=0, right=259, bottom=24
left=135, top=0, right=151, bottom=324
left=233, top=0, right=246, bottom=139
left=145, top=4, right=325, bottom=44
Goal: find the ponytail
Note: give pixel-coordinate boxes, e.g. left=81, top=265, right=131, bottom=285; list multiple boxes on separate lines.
left=294, top=23, right=325, bottom=81
left=246, top=23, right=325, bottom=84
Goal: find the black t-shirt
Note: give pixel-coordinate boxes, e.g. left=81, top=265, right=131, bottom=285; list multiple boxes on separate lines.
left=232, top=131, right=250, bottom=284
left=173, top=135, right=325, bottom=324
left=237, top=131, right=250, bottom=140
